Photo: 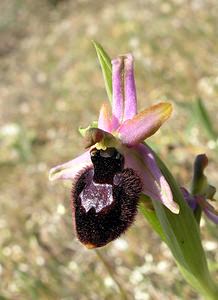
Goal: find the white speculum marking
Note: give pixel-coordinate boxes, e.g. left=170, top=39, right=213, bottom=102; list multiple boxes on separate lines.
left=80, top=181, right=114, bottom=213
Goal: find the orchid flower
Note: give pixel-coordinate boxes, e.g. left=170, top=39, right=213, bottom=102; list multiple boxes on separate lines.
left=181, top=187, right=218, bottom=224
left=49, top=54, right=179, bottom=248
left=181, top=153, right=218, bottom=224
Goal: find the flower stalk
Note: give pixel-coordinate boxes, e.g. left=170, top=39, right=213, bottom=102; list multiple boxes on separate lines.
left=95, top=250, right=128, bottom=300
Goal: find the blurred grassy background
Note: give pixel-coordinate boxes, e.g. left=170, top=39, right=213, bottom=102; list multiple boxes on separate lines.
left=0, top=0, right=218, bottom=299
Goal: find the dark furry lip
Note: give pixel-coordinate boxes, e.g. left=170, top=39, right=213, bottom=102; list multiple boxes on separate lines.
left=71, top=147, right=142, bottom=248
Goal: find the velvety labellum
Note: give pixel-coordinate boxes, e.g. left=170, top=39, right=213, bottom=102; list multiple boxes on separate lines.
left=72, top=148, right=142, bottom=248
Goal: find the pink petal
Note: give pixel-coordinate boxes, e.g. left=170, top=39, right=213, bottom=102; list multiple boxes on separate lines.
left=49, top=151, right=92, bottom=181
left=123, top=54, right=137, bottom=121
left=197, top=198, right=218, bottom=224
left=123, top=144, right=179, bottom=214
left=112, top=57, right=124, bottom=128
left=98, top=103, right=113, bottom=132
left=180, top=187, right=197, bottom=210
left=118, top=102, right=173, bottom=146
left=112, top=54, right=138, bottom=128
left=203, top=207, right=218, bottom=224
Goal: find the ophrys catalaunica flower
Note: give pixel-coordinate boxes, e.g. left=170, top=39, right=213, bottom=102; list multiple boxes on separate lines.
left=49, top=54, right=179, bottom=248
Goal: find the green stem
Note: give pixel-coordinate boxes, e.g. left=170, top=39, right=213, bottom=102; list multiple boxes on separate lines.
left=95, top=250, right=128, bottom=300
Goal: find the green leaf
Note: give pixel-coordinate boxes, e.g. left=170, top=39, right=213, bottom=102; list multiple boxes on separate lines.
left=139, top=198, right=166, bottom=242
left=92, top=40, right=112, bottom=103
left=194, top=98, right=217, bottom=141
left=151, top=148, right=218, bottom=299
